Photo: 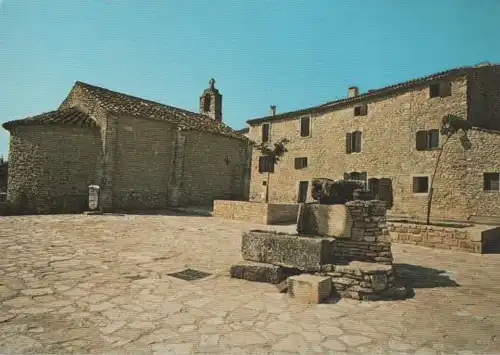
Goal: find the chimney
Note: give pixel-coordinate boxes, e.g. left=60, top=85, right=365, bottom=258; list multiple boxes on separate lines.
left=270, top=105, right=276, bottom=116
left=348, top=86, right=359, bottom=98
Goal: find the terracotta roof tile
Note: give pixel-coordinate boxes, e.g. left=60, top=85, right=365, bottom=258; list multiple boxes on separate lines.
left=2, top=107, right=97, bottom=130
left=75, top=81, right=248, bottom=141
left=246, top=64, right=498, bottom=124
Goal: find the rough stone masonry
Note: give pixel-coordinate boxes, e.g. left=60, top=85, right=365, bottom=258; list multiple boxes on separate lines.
left=230, top=199, right=407, bottom=302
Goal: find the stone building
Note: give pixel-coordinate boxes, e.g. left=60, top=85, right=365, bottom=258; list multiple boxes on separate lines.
left=2, top=79, right=251, bottom=213
left=246, top=63, right=500, bottom=223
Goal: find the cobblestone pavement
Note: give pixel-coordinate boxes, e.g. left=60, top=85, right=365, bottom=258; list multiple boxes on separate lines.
left=1, top=213, right=500, bottom=354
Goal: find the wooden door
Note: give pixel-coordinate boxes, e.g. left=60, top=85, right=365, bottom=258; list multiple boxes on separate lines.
left=298, top=181, right=309, bottom=203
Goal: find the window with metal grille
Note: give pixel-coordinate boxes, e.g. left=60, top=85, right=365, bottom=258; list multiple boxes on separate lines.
left=416, top=129, right=439, bottom=151
left=300, top=116, right=310, bottom=137
left=294, top=157, right=308, bottom=169
left=412, top=176, right=429, bottom=193
left=484, top=172, right=500, bottom=191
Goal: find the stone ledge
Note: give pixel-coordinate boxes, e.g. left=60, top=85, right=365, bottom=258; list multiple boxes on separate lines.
left=229, top=261, right=301, bottom=284
left=241, top=230, right=335, bottom=271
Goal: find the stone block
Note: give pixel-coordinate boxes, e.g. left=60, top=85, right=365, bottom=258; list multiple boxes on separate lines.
left=229, top=261, right=300, bottom=284
left=301, top=204, right=350, bottom=238
left=241, top=230, right=334, bottom=271
left=287, top=274, right=332, bottom=304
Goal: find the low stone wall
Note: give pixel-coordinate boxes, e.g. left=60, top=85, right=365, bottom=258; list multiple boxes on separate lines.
left=213, top=200, right=298, bottom=225
left=298, top=201, right=393, bottom=264
left=267, top=203, right=300, bottom=224
left=388, top=222, right=500, bottom=253
left=332, top=240, right=393, bottom=265
left=318, top=261, right=404, bottom=301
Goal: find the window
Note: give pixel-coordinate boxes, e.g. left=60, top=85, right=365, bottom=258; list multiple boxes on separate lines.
left=354, top=105, right=368, bottom=117
left=484, top=173, right=500, bottom=191
left=258, top=155, right=274, bottom=173
left=368, top=177, right=394, bottom=209
left=416, top=129, right=439, bottom=151
left=300, top=116, right=310, bottom=137
left=346, top=131, right=362, bottom=153
left=429, top=82, right=452, bottom=98
left=344, top=171, right=367, bottom=189
left=262, top=123, right=269, bottom=143
left=294, top=157, right=308, bottom=169
left=412, top=176, right=429, bottom=193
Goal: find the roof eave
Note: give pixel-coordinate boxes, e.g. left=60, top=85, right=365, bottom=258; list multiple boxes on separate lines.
left=246, top=67, right=475, bottom=125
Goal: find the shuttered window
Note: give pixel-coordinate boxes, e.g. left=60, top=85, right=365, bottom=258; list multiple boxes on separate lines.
left=429, top=82, right=452, bottom=98
left=353, top=131, right=362, bottom=152
left=346, top=131, right=362, bottom=153
left=300, top=116, right=310, bottom=137
left=262, top=123, right=269, bottom=143
left=345, top=171, right=367, bottom=189
left=258, top=155, right=274, bottom=173
left=416, top=129, right=439, bottom=151
left=416, top=130, right=428, bottom=151
left=484, top=173, right=500, bottom=191
left=428, top=129, right=439, bottom=150
left=354, top=104, right=368, bottom=116
left=346, top=133, right=352, bottom=153
left=294, top=157, right=308, bottom=169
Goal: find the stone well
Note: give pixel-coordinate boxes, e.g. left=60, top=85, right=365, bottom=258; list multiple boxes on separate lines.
left=230, top=200, right=408, bottom=302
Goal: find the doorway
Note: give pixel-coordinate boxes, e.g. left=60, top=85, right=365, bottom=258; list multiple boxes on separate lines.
left=367, top=177, right=393, bottom=209
left=297, top=181, right=309, bottom=203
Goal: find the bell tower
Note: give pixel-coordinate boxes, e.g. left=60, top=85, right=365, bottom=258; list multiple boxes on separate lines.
left=200, top=78, right=222, bottom=122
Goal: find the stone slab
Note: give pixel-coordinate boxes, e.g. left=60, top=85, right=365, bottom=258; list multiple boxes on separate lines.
left=229, top=261, right=300, bottom=284
left=241, top=230, right=334, bottom=271
left=287, top=274, right=332, bottom=304
left=300, top=204, right=350, bottom=238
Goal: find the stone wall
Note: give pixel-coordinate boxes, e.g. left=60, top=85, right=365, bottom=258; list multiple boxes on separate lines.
left=298, top=201, right=393, bottom=264
left=112, top=115, right=177, bottom=210
left=267, top=203, right=300, bottom=224
left=389, top=222, right=500, bottom=253
left=6, top=125, right=101, bottom=214
left=213, top=200, right=298, bottom=225
left=180, top=130, right=250, bottom=206
left=247, top=71, right=500, bottom=221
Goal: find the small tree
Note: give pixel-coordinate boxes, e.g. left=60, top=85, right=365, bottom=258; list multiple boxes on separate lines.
left=0, top=156, right=7, bottom=192
left=254, top=138, right=289, bottom=203
left=426, top=114, right=472, bottom=225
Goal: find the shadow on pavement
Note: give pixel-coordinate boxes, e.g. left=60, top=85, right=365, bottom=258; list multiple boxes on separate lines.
left=393, top=263, right=460, bottom=289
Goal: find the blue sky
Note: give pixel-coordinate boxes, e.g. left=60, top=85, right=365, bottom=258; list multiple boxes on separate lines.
left=1, top=0, right=499, bottom=158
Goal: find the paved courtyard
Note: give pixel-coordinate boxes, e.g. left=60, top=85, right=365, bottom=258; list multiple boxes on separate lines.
left=0, top=212, right=500, bottom=354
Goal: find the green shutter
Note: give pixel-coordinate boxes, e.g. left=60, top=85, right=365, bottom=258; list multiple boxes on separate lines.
left=346, top=133, right=352, bottom=153
left=379, top=178, right=393, bottom=209
left=354, top=131, right=362, bottom=152
left=416, top=130, right=428, bottom=151
left=429, top=129, right=439, bottom=149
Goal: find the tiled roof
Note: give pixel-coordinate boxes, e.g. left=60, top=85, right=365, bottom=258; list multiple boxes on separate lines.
left=247, top=64, right=498, bottom=125
left=2, top=107, right=97, bottom=130
left=74, top=81, right=248, bottom=141
left=236, top=127, right=249, bottom=134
